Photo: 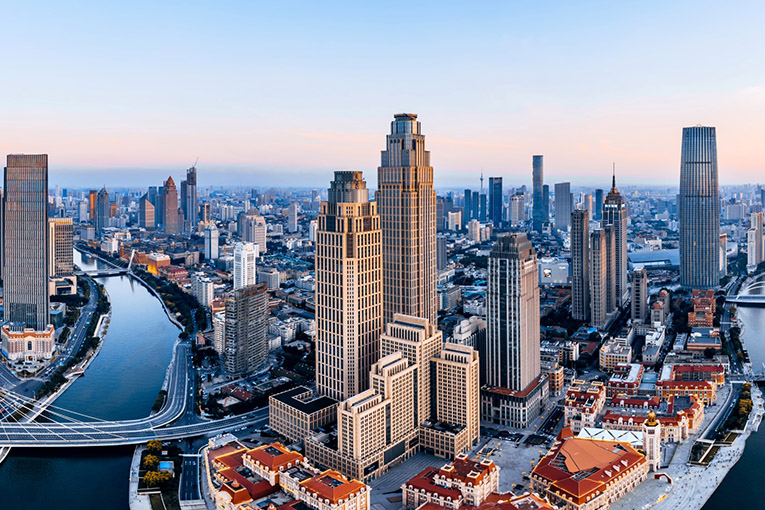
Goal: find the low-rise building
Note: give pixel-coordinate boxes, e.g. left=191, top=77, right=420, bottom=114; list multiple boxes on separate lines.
left=606, top=363, right=644, bottom=398
left=401, top=454, right=500, bottom=510
left=1, top=324, right=56, bottom=362
left=564, top=381, right=606, bottom=433
left=599, top=337, right=631, bottom=372
left=268, top=387, right=338, bottom=443
left=531, top=428, right=648, bottom=510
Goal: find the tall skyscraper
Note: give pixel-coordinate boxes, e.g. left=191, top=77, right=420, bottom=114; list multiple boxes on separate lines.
left=377, top=113, right=437, bottom=326
left=570, top=210, right=590, bottom=321
left=601, top=173, right=628, bottom=304
left=3, top=154, right=50, bottom=330
left=240, top=212, right=268, bottom=253
left=315, top=171, right=382, bottom=402
left=488, top=177, right=503, bottom=226
left=204, top=225, right=219, bottom=260
left=88, top=189, right=97, bottom=222
left=509, top=193, right=525, bottom=226
left=590, top=229, right=608, bottom=329
left=95, top=187, right=109, bottom=236
left=479, top=193, right=487, bottom=223
left=604, top=224, right=618, bottom=312
left=554, top=182, right=572, bottom=231
left=482, top=233, right=547, bottom=427
left=631, top=267, right=648, bottom=325
left=679, top=126, right=720, bottom=289
left=433, top=343, right=480, bottom=449
left=162, top=176, right=179, bottom=235
left=233, top=242, right=258, bottom=289
left=48, top=218, right=74, bottom=277
left=594, top=188, right=604, bottom=220
left=181, top=165, right=198, bottom=228
left=221, top=283, right=269, bottom=376
left=464, top=189, right=473, bottom=222
left=532, top=155, right=545, bottom=232
left=542, top=184, right=550, bottom=227
left=139, top=194, right=155, bottom=230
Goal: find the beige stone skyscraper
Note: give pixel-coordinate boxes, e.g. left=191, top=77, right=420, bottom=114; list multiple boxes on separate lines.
left=369, top=352, right=417, bottom=445
left=590, top=229, right=608, bottom=329
left=380, top=314, right=442, bottom=426
left=315, top=171, right=382, bottom=402
left=377, top=113, right=437, bottom=326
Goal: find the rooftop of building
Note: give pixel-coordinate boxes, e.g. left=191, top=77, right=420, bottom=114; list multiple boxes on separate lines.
left=299, top=470, right=367, bottom=504
left=245, top=442, right=303, bottom=472
left=271, top=386, right=338, bottom=415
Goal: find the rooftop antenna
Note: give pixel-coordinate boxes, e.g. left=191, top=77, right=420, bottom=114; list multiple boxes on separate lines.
left=612, top=163, right=616, bottom=190
left=193, top=156, right=199, bottom=169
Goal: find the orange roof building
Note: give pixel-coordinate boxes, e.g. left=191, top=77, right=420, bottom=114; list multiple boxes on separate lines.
left=531, top=428, right=647, bottom=510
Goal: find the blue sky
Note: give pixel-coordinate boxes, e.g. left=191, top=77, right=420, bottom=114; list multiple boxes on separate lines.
left=2, top=1, right=764, bottom=188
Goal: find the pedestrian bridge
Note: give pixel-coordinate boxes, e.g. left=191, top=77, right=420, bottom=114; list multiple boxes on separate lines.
left=0, top=389, right=268, bottom=447
left=727, top=281, right=765, bottom=306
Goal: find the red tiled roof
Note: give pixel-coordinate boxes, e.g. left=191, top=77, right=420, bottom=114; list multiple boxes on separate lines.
left=300, top=470, right=366, bottom=504
left=246, top=442, right=303, bottom=471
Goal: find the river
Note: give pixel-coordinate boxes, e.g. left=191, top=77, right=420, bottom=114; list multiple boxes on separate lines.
left=0, top=250, right=180, bottom=509
left=704, top=276, right=765, bottom=509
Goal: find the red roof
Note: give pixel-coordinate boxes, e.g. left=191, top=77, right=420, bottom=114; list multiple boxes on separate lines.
left=246, top=442, right=303, bottom=472
left=300, top=470, right=366, bottom=504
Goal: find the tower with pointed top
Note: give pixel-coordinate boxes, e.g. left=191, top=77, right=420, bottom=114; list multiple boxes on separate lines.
left=377, top=113, right=437, bottom=326
left=601, top=169, right=628, bottom=306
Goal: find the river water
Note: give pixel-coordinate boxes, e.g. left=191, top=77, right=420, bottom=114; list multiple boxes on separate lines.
left=0, top=250, right=179, bottom=508
left=704, top=276, right=765, bottom=509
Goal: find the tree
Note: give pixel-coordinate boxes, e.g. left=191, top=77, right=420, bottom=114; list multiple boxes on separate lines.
left=143, top=470, right=172, bottom=487
left=704, top=347, right=716, bottom=359
left=143, top=454, right=159, bottom=470
left=146, top=439, right=162, bottom=454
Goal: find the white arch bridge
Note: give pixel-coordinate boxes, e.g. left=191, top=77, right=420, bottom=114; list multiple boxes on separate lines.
left=0, top=389, right=268, bottom=447
left=727, top=280, right=765, bottom=306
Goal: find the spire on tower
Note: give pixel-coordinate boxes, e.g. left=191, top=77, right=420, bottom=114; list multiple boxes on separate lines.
left=611, top=163, right=616, bottom=191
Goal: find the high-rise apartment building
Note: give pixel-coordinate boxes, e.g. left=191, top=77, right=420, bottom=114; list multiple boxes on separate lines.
left=433, top=343, right=480, bottom=449
left=3, top=155, right=50, bottom=330
left=554, top=182, right=572, bottom=231
left=95, top=187, right=109, bottom=235
left=48, top=218, right=74, bottom=278
left=162, top=176, right=179, bottom=235
left=746, top=212, right=763, bottom=273
left=380, top=314, right=442, bottom=427
left=570, top=210, right=590, bottom=321
left=631, top=267, right=648, bottom=325
left=192, top=272, right=215, bottom=307
left=221, top=283, right=269, bottom=376
left=679, top=126, right=720, bottom=289
left=488, top=177, right=503, bottom=226
left=482, top=233, right=547, bottom=427
left=532, top=156, right=545, bottom=232
left=377, top=114, right=437, bottom=326
left=287, top=202, right=299, bottom=233
left=240, top=211, right=268, bottom=253
left=601, top=174, right=628, bottom=304
left=233, top=242, right=258, bottom=289
left=590, top=229, right=609, bottom=329
left=509, top=193, right=525, bottom=226
left=205, top=225, right=219, bottom=260
left=139, top=194, right=155, bottom=230
left=315, top=171, right=382, bottom=402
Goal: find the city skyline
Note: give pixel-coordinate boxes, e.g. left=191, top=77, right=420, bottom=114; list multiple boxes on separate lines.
left=4, top=2, right=765, bottom=187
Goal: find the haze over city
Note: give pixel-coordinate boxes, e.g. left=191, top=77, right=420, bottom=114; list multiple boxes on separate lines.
left=4, top=1, right=765, bottom=187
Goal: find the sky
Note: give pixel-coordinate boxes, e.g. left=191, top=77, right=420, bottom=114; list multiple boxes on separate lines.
left=2, top=1, right=765, bottom=189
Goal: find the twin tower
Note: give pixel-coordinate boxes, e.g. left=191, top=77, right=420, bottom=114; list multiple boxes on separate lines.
left=315, top=113, right=437, bottom=402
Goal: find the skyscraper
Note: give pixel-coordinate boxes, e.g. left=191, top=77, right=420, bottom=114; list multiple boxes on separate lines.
left=204, top=225, right=219, bottom=260
left=221, top=283, right=269, bottom=376
left=88, top=189, right=97, bottom=222
left=570, top=210, right=590, bottom=321
left=182, top=165, right=198, bottom=228
left=377, top=113, right=437, bottom=326
left=594, top=188, right=604, bottom=220
left=604, top=224, right=618, bottom=312
left=240, top=212, right=268, bottom=253
left=543, top=184, right=550, bottom=227
left=95, top=187, right=109, bottom=236
left=590, top=229, right=608, bottom=329
left=233, top=242, right=258, bottom=289
left=464, top=189, right=473, bottom=222
left=3, top=154, right=50, bottom=330
left=532, top=156, right=544, bottom=232
left=488, top=177, right=503, bottom=226
left=631, top=267, right=648, bottom=325
left=139, top=194, right=155, bottom=230
left=554, top=182, right=572, bottom=231
left=746, top=212, right=763, bottom=273
left=679, top=126, right=721, bottom=289
left=482, top=233, right=547, bottom=427
left=162, top=176, right=179, bottom=235
left=315, top=171, right=382, bottom=402
left=433, top=343, right=480, bottom=449
left=601, top=173, right=628, bottom=304
left=48, top=218, right=74, bottom=277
